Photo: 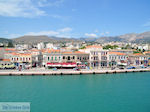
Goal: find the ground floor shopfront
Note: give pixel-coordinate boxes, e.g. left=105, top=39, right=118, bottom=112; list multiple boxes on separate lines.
left=90, top=61, right=109, bottom=68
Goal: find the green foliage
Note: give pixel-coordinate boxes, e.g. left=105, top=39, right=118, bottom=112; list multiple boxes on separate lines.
left=7, top=42, right=14, bottom=48
left=80, top=46, right=86, bottom=49
left=103, top=45, right=118, bottom=49
left=133, top=51, right=140, bottom=54
left=122, top=44, right=131, bottom=49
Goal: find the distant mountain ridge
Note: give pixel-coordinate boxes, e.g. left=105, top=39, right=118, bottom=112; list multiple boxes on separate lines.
left=1, top=31, right=150, bottom=44
left=12, top=35, right=82, bottom=44
left=95, top=31, right=150, bottom=43
left=0, top=38, right=12, bottom=43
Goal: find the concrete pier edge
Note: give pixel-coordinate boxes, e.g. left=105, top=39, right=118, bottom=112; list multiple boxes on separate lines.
left=0, top=68, right=150, bottom=76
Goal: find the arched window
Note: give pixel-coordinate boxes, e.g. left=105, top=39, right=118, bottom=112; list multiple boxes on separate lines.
left=51, top=57, right=53, bottom=60
left=72, top=56, right=75, bottom=59
left=48, top=57, right=50, bottom=61
left=55, top=57, right=57, bottom=61
left=68, top=56, right=70, bottom=60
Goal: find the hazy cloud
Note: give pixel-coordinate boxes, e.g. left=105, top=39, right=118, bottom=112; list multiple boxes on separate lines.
left=26, top=30, right=59, bottom=36
left=0, top=0, right=64, bottom=18
left=85, top=33, right=98, bottom=38
left=143, top=21, right=150, bottom=27
left=59, top=27, right=72, bottom=32
left=37, top=0, right=64, bottom=7
left=24, top=27, right=72, bottom=37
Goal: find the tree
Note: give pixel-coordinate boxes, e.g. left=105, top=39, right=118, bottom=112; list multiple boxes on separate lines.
left=80, top=46, right=86, bottom=49
left=7, top=42, right=14, bottom=48
left=103, top=45, right=118, bottom=49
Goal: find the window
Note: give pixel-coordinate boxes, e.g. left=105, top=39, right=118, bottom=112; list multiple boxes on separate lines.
left=55, top=57, right=57, bottom=61
left=63, top=56, right=65, bottom=59
left=68, top=56, right=70, bottom=60
left=73, top=56, right=75, bottom=59
left=51, top=57, right=53, bottom=60
left=48, top=57, right=50, bottom=61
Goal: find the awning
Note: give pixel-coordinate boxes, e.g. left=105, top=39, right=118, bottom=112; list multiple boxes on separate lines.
left=47, top=62, right=77, bottom=67
left=61, top=62, right=77, bottom=67
left=117, top=62, right=127, bottom=66
left=47, top=63, right=61, bottom=67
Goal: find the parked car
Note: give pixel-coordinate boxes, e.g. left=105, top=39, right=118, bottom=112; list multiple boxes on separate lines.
left=74, top=67, right=80, bottom=71
left=52, top=68, right=57, bottom=71
left=119, top=67, right=124, bottom=69
left=140, top=65, right=147, bottom=68
left=127, top=66, right=136, bottom=69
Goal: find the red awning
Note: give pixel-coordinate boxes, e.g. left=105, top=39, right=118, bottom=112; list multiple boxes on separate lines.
left=47, top=62, right=77, bottom=67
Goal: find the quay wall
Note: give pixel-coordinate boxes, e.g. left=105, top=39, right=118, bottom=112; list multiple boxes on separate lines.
left=0, top=69, right=150, bottom=76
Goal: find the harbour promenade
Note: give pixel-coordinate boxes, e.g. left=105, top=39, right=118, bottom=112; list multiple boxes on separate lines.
left=0, top=68, right=150, bottom=76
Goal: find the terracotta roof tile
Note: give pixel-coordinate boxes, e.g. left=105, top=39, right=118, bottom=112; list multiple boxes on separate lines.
left=86, top=45, right=102, bottom=49
left=109, top=52, right=126, bottom=55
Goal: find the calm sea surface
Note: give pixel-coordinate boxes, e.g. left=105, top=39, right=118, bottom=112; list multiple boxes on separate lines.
left=0, top=72, right=150, bottom=112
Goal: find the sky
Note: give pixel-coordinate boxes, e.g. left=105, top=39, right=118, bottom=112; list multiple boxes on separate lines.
left=0, top=0, right=150, bottom=39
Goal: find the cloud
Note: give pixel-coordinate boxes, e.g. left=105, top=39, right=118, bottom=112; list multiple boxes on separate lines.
left=8, top=33, right=22, bottom=38
left=26, top=31, right=59, bottom=36
left=37, top=0, right=64, bottom=7
left=143, top=21, right=150, bottom=27
left=0, top=0, right=45, bottom=17
left=24, top=27, right=72, bottom=37
left=0, top=0, right=65, bottom=18
left=59, top=27, right=72, bottom=32
left=85, top=33, right=98, bottom=38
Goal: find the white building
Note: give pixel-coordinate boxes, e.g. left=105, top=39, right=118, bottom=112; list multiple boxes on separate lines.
left=46, top=43, right=54, bottom=49
left=15, top=44, right=30, bottom=50
left=37, top=42, right=45, bottom=50
left=79, top=45, right=103, bottom=53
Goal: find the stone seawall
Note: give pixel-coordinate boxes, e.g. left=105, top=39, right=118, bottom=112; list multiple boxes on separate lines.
left=0, top=69, right=150, bottom=76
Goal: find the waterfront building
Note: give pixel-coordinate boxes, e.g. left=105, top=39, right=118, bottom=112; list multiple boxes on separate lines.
left=90, top=50, right=109, bottom=68
left=128, top=53, right=149, bottom=66
left=4, top=52, right=32, bottom=68
left=110, top=49, right=134, bottom=54
left=62, top=51, right=89, bottom=63
left=108, top=52, right=128, bottom=67
left=42, top=50, right=89, bottom=69
left=43, top=49, right=62, bottom=68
